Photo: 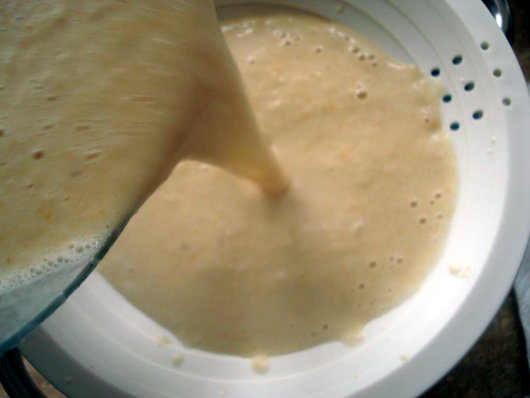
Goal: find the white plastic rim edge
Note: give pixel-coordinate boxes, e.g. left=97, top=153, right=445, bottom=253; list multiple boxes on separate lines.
left=340, top=0, right=530, bottom=396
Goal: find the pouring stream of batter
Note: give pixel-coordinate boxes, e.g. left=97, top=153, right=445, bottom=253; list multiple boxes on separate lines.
left=0, top=1, right=457, bottom=359
left=0, top=0, right=288, bottom=289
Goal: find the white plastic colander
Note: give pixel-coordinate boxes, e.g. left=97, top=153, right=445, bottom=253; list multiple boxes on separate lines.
left=18, top=1, right=530, bottom=397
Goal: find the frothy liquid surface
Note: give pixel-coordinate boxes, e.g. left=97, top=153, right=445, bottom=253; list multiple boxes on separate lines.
left=0, top=1, right=286, bottom=291
left=100, top=9, right=457, bottom=356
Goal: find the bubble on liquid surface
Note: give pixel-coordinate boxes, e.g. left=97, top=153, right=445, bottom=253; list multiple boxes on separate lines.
left=32, top=150, right=44, bottom=160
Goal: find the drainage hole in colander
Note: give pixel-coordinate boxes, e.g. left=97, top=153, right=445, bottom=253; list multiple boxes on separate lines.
left=442, top=94, right=452, bottom=103
left=472, top=110, right=484, bottom=120
left=430, top=67, right=440, bottom=77
left=502, top=97, right=511, bottom=106
left=464, top=81, right=475, bottom=92
left=450, top=121, right=460, bottom=131
left=493, top=68, right=502, bottom=77
left=452, top=55, right=463, bottom=65
left=480, top=41, right=489, bottom=50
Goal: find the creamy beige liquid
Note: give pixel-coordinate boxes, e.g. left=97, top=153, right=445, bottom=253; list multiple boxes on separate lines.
left=0, top=0, right=287, bottom=289
left=99, top=9, right=457, bottom=356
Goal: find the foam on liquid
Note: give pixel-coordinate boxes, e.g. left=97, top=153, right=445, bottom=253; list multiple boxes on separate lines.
left=0, top=0, right=287, bottom=294
left=99, top=8, right=458, bottom=356
left=1, top=2, right=457, bottom=359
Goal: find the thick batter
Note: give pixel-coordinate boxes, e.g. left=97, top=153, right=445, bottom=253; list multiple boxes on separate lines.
left=0, top=1, right=287, bottom=290
left=100, top=10, right=457, bottom=356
